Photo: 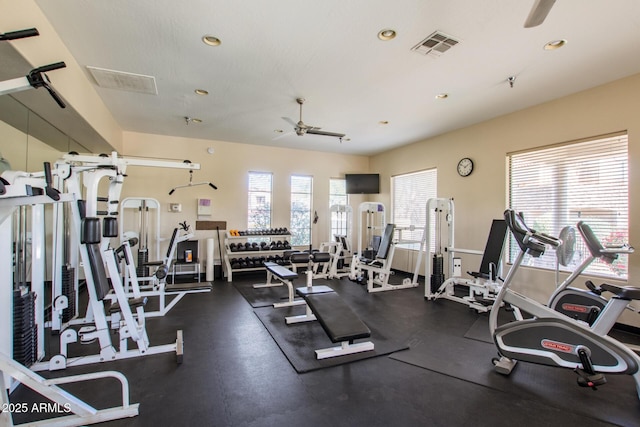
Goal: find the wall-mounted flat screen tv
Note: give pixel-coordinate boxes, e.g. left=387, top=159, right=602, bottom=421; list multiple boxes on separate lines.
left=345, top=174, right=380, bottom=194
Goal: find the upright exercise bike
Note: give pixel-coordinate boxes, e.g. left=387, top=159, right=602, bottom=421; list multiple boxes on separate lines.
left=548, top=221, right=635, bottom=326
left=490, top=210, right=640, bottom=398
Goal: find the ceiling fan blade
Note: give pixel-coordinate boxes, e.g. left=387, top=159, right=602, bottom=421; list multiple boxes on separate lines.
left=524, top=0, right=556, bottom=28
left=306, top=128, right=346, bottom=138
left=272, top=130, right=295, bottom=140
left=282, top=117, right=297, bottom=127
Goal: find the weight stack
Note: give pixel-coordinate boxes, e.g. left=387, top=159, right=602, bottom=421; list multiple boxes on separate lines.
left=430, top=254, right=445, bottom=294
left=61, top=265, right=76, bottom=323
left=13, top=290, right=37, bottom=367
left=137, top=248, right=149, bottom=277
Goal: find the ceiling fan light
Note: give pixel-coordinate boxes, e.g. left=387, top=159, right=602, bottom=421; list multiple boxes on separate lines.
left=377, top=29, right=396, bottom=41
left=544, top=39, right=566, bottom=50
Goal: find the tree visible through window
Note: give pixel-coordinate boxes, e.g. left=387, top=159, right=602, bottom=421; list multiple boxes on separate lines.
left=290, top=175, right=312, bottom=246
left=248, top=172, right=272, bottom=230
left=508, top=133, right=629, bottom=279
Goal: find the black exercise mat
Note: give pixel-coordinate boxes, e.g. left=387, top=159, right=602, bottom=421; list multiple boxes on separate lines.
left=233, top=280, right=300, bottom=308
left=254, top=304, right=408, bottom=373
left=390, top=328, right=640, bottom=426
left=463, top=316, right=493, bottom=343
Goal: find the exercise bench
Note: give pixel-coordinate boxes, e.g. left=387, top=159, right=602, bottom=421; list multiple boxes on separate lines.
left=299, top=290, right=374, bottom=359
left=255, top=261, right=306, bottom=308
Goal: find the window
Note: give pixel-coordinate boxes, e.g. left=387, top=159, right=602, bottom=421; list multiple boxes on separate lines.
left=329, top=178, right=347, bottom=207
left=508, top=133, right=629, bottom=279
left=329, top=178, right=349, bottom=239
left=392, top=169, right=438, bottom=248
left=290, top=175, right=313, bottom=246
left=248, top=172, right=272, bottom=230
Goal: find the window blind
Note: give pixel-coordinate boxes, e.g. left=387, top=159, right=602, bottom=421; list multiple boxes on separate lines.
left=508, top=133, right=629, bottom=279
left=392, top=169, right=437, bottom=247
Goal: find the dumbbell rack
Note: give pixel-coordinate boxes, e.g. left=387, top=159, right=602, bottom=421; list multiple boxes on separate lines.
left=223, top=230, right=292, bottom=282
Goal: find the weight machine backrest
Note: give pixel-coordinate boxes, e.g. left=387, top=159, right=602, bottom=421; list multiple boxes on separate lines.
left=376, top=223, right=396, bottom=260
left=165, top=228, right=179, bottom=258
left=475, top=219, right=508, bottom=280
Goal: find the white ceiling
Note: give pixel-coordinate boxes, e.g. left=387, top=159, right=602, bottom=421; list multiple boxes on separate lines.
left=28, top=0, right=640, bottom=155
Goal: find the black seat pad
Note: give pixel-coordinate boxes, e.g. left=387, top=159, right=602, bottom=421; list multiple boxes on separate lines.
left=295, top=285, right=334, bottom=297
left=303, top=292, right=371, bottom=343
left=108, top=296, right=148, bottom=314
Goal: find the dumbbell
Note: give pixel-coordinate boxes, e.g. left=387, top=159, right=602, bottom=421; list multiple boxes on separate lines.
left=230, top=258, right=240, bottom=269
left=229, top=243, right=237, bottom=252
left=283, top=240, right=291, bottom=249
left=260, top=242, right=268, bottom=250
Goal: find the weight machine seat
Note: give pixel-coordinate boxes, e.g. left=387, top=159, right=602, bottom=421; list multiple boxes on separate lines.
left=303, top=291, right=371, bottom=343
left=264, top=261, right=299, bottom=280
left=600, top=283, right=640, bottom=300
left=107, top=296, right=148, bottom=314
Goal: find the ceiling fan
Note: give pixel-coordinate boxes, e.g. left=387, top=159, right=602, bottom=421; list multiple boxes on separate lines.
left=524, top=0, right=556, bottom=28
left=282, top=98, right=346, bottom=140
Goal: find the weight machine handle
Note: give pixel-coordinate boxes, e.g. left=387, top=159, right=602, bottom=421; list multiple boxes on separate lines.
left=27, top=62, right=67, bottom=109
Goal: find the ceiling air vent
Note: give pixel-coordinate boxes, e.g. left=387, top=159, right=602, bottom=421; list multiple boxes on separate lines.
left=87, top=66, right=158, bottom=95
left=411, top=31, right=460, bottom=57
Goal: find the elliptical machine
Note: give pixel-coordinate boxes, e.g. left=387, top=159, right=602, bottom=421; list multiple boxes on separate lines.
left=490, top=210, right=640, bottom=398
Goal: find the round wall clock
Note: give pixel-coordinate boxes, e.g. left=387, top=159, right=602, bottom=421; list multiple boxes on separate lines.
left=457, top=157, right=474, bottom=177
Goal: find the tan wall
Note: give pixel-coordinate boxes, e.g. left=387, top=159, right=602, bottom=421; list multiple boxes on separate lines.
left=120, top=131, right=369, bottom=267
left=371, top=72, right=640, bottom=326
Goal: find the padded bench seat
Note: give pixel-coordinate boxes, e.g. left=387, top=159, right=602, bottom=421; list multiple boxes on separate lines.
left=264, top=261, right=298, bottom=280
left=304, top=292, right=371, bottom=343
left=296, top=290, right=374, bottom=359
left=254, top=262, right=305, bottom=308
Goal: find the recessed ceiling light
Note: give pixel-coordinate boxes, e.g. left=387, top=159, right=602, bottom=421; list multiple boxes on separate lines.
left=195, top=89, right=209, bottom=95
left=202, top=35, right=221, bottom=46
left=377, top=29, right=397, bottom=41
left=435, top=93, right=449, bottom=100
left=379, top=120, right=389, bottom=125
left=544, top=39, right=566, bottom=50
